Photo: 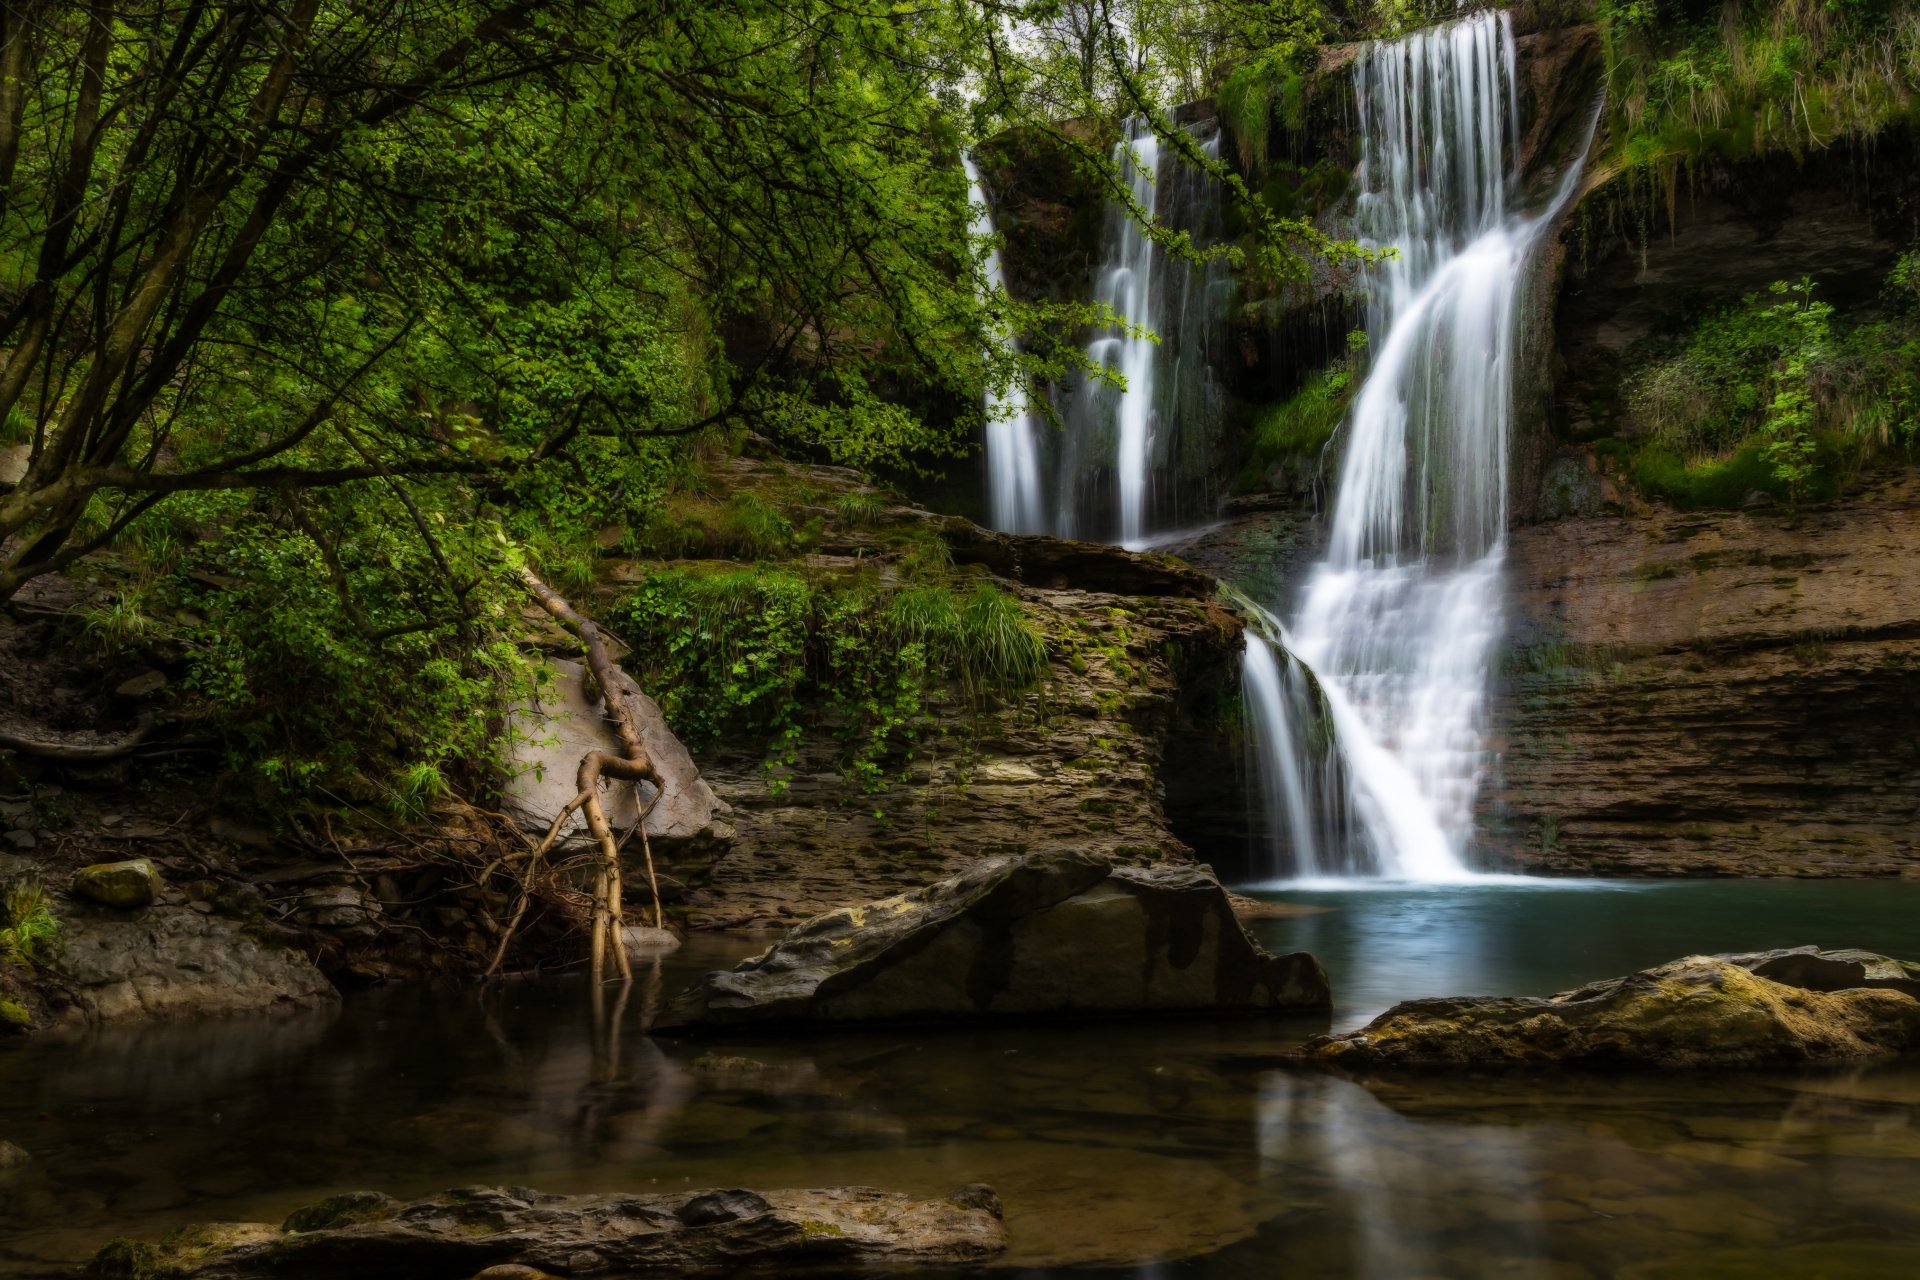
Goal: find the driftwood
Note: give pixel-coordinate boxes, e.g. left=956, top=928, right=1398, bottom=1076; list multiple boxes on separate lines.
left=0, top=711, right=153, bottom=759
left=498, top=566, right=665, bottom=984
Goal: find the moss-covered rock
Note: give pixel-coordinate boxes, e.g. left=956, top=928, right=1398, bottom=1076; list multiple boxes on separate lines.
left=71, top=859, right=160, bottom=910
left=1296, top=948, right=1920, bottom=1069
left=89, top=1184, right=1005, bottom=1278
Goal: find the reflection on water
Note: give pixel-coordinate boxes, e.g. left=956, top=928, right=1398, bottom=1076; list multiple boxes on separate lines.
left=1244, top=878, right=1920, bottom=1027
left=3, top=885, right=1920, bottom=1278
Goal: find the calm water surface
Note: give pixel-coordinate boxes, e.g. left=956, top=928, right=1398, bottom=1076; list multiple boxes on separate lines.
left=1, top=880, right=1917, bottom=1278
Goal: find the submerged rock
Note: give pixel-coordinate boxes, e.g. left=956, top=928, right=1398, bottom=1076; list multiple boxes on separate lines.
left=1296, top=947, right=1920, bottom=1069
left=87, top=1183, right=1006, bottom=1278
left=71, top=858, right=161, bottom=909
left=655, top=850, right=1329, bottom=1031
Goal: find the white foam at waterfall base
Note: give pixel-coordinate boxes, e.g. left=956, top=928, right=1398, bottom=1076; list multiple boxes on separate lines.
left=962, top=153, right=1047, bottom=534
left=1243, top=10, right=1594, bottom=883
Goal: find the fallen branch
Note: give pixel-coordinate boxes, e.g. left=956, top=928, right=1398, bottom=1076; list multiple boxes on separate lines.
left=514, top=565, right=666, bottom=984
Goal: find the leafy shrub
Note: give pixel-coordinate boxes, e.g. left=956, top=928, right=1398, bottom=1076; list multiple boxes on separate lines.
left=1616, top=271, right=1918, bottom=502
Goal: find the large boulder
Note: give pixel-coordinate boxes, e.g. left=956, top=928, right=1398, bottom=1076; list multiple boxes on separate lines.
left=87, top=1183, right=1006, bottom=1278
left=1296, top=947, right=1920, bottom=1070
left=503, top=658, right=733, bottom=854
left=655, top=851, right=1330, bottom=1031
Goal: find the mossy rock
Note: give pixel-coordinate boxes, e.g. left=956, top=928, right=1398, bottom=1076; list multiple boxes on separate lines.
left=0, top=998, right=30, bottom=1032
left=282, top=1190, right=397, bottom=1233
left=72, top=859, right=161, bottom=910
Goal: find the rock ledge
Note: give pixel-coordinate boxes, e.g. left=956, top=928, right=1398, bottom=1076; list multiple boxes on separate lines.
left=88, top=1183, right=1006, bottom=1278
left=1296, top=946, right=1920, bottom=1069
left=656, top=849, right=1329, bottom=1031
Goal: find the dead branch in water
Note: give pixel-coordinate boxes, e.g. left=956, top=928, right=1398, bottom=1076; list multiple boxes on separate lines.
left=503, top=565, right=667, bottom=984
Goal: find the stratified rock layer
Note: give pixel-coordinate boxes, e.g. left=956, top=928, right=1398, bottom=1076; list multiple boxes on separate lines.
left=656, top=851, right=1330, bottom=1031
left=1490, top=473, right=1920, bottom=874
left=87, top=1183, right=1006, bottom=1279
left=1297, top=947, right=1920, bottom=1069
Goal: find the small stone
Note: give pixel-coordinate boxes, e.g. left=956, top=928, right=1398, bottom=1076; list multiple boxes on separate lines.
left=677, top=1189, right=771, bottom=1226
left=2, top=830, right=34, bottom=851
left=72, top=858, right=161, bottom=909
left=0, top=1140, right=30, bottom=1169
left=947, top=1184, right=1003, bottom=1218
left=187, top=900, right=214, bottom=915
left=471, top=1267, right=558, bottom=1280
left=113, top=669, right=167, bottom=698
left=621, top=925, right=680, bottom=957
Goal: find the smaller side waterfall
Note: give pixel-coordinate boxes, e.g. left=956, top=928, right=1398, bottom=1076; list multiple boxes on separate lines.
left=963, top=154, right=1047, bottom=534
left=1058, top=118, right=1229, bottom=547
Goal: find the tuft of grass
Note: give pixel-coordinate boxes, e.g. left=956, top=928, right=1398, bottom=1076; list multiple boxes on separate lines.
left=1, top=876, right=63, bottom=971
left=889, top=583, right=1047, bottom=701
left=1238, top=359, right=1357, bottom=490
left=834, top=489, right=886, bottom=527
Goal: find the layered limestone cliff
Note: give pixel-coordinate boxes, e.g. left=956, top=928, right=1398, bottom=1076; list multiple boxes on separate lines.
left=1485, top=472, right=1920, bottom=875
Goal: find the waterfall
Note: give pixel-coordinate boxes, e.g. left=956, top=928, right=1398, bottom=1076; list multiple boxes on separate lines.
left=1246, top=11, right=1592, bottom=881
left=1058, top=118, right=1229, bottom=547
left=963, top=154, right=1047, bottom=534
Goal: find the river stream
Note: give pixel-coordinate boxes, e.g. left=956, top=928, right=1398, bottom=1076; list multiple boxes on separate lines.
left=4, top=881, right=1919, bottom=1278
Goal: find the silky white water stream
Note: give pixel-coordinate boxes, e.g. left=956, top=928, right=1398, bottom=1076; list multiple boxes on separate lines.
left=1246, top=11, right=1593, bottom=881
left=963, top=154, right=1047, bottom=533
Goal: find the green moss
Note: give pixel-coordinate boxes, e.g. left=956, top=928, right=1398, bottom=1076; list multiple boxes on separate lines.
left=0, top=999, right=30, bottom=1031
left=282, top=1191, right=395, bottom=1233
left=1237, top=363, right=1356, bottom=491
left=797, top=1218, right=846, bottom=1240
left=87, top=1240, right=163, bottom=1280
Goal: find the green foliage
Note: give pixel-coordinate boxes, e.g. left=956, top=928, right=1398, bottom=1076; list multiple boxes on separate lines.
left=1600, top=0, right=1920, bottom=171
left=1, top=876, right=63, bottom=971
left=619, top=569, right=1047, bottom=793
left=1614, top=268, right=1919, bottom=504
left=1237, top=329, right=1364, bottom=487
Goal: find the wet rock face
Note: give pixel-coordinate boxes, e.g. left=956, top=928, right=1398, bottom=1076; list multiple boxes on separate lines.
left=656, top=851, right=1330, bottom=1031
left=1488, top=474, right=1920, bottom=875
left=58, top=905, right=336, bottom=1024
left=1296, top=948, right=1920, bottom=1069
left=1551, top=130, right=1920, bottom=450
left=88, top=1183, right=1007, bottom=1278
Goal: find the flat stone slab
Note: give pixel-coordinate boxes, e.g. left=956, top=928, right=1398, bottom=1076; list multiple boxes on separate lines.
left=87, top=1183, right=1007, bottom=1277
left=655, top=850, right=1330, bottom=1031
left=1295, top=946, right=1920, bottom=1069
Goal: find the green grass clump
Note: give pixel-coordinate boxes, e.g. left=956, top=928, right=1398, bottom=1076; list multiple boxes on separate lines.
left=1, top=877, right=62, bottom=970
left=622, top=569, right=1047, bottom=793
left=1600, top=0, right=1920, bottom=172
left=1238, top=360, right=1356, bottom=490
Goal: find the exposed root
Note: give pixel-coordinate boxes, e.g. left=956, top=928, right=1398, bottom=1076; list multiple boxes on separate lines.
left=516, top=565, right=667, bottom=984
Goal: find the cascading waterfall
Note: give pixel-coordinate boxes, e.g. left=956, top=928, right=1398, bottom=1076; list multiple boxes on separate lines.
left=1058, top=117, right=1229, bottom=547
left=963, top=154, right=1047, bottom=534
left=1245, top=10, right=1593, bottom=881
